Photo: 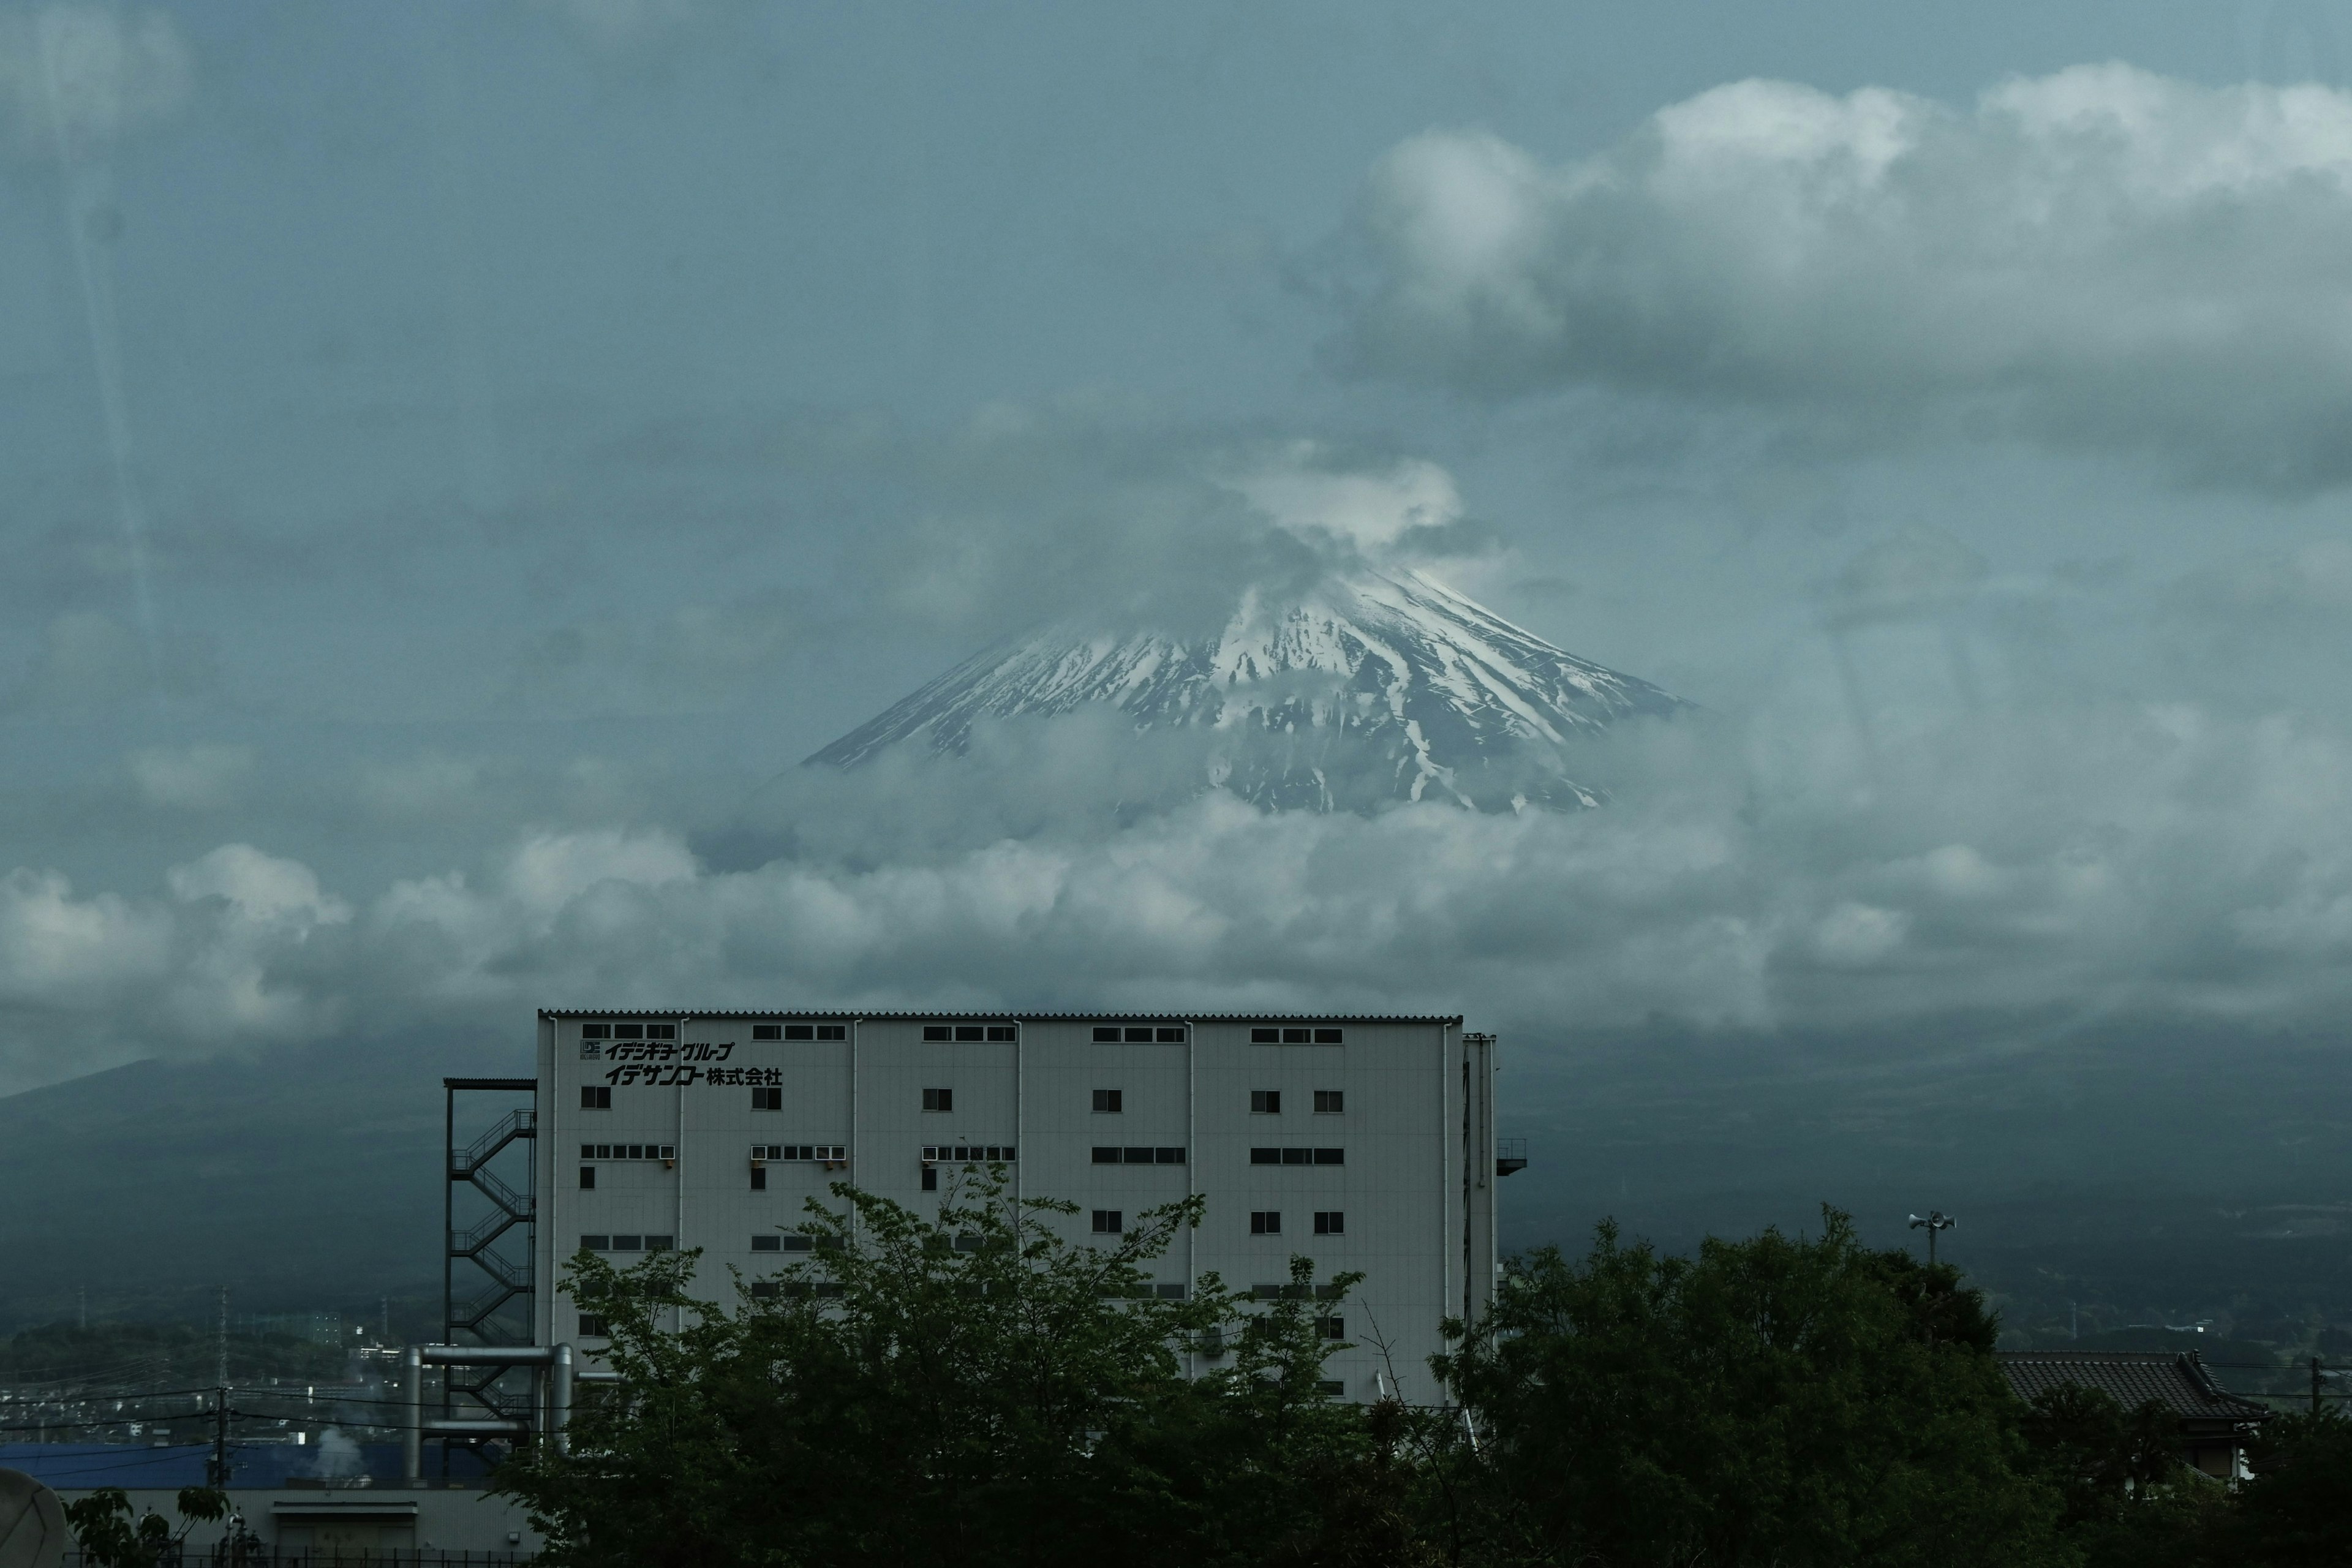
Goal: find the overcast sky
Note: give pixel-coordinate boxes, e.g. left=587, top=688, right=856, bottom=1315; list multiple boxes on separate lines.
left=9, top=0, right=2352, bottom=1150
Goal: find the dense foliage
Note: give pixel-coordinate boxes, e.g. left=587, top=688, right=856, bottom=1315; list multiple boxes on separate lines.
left=62, top=1486, right=231, bottom=1568
left=500, top=1194, right=2352, bottom=1568
left=499, top=1170, right=1378, bottom=1568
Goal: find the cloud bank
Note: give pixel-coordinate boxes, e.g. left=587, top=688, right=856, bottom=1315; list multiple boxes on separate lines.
left=1346, top=64, right=2352, bottom=489
left=14, top=641, right=2352, bottom=1088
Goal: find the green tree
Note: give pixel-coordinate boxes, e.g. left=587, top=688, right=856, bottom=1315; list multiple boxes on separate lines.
left=498, top=1169, right=1366, bottom=1568
left=63, top=1486, right=230, bottom=1568
left=1433, top=1209, right=2069, bottom=1568
left=2222, top=1407, right=2352, bottom=1567
left=2018, top=1383, right=2222, bottom=1568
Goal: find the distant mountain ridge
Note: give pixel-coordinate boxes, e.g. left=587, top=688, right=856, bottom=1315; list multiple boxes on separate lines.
left=807, top=568, right=1686, bottom=812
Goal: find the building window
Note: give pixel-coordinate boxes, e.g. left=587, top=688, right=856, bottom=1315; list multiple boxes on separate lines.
left=754, top=1144, right=849, bottom=1161
left=646, top=1235, right=674, bottom=1251
left=1314, top=1090, right=1344, bottom=1114
left=924, top=1023, right=1017, bottom=1042
left=1314, top=1148, right=1344, bottom=1164
left=1091, top=1210, right=1123, bottom=1234
left=581, top=1087, right=611, bottom=1110
left=579, top=1166, right=595, bottom=1190
left=752, top=1086, right=783, bottom=1112
left=1092, top=1089, right=1123, bottom=1114
left=922, top=1088, right=953, bottom=1112
left=580, top=1235, right=609, bottom=1251
left=1154, top=1283, right=1186, bottom=1300
left=1317, top=1315, right=1344, bottom=1340
left=1250, top=1148, right=1346, bottom=1165
left=922, top=1145, right=1016, bottom=1162
left=1319, top=1380, right=1345, bottom=1396
left=749, top=1282, right=779, bottom=1300
left=1093, top=1026, right=1118, bottom=1041
left=647, top=1024, right=677, bottom=1041
left=818, top=1025, right=846, bottom=1039
left=921, top=1165, right=938, bottom=1191
left=1250, top=1027, right=1278, bottom=1043
left=614, top=1023, right=644, bottom=1040
left=581, top=1023, right=612, bottom=1040
left=750, top=1165, right=766, bottom=1191
left=923, top=1025, right=951, bottom=1041
left=578, top=1314, right=608, bottom=1338
left=1251, top=1090, right=1281, bottom=1115
left=1250, top=1211, right=1281, bottom=1235
left=1314, top=1028, right=1341, bottom=1043
left=611, top=1235, right=643, bottom=1252
left=1313, top=1211, right=1344, bottom=1235
left=752, top=1024, right=782, bottom=1041
left=780, top=1234, right=815, bottom=1252
left=752, top=1235, right=782, bottom=1252
left=1090, top=1146, right=1185, bottom=1164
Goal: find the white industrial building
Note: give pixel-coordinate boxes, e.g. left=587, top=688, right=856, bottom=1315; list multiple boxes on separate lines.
left=529, top=1011, right=1503, bottom=1403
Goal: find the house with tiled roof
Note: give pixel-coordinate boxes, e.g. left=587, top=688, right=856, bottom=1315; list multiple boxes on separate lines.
left=1998, top=1351, right=2275, bottom=1478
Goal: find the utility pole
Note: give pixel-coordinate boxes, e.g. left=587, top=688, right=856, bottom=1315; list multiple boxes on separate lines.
left=1908, top=1211, right=1956, bottom=1267
left=208, top=1385, right=231, bottom=1488
left=209, top=1285, right=230, bottom=1488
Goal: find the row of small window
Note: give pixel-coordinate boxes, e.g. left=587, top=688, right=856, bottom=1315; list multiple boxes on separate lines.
left=578, top=1234, right=674, bottom=1252
left=922, top=1144, right=1016, bottom=1163
left=578, top=1305, right=1339, bottom=1338
left=752, top=1144, right=848, bottom=1161
left=1090, top=1147, right=1188, bottom=1165
left=578, top=1143, right=676, bottom=1160
left=577, top=1020, right=1338, bottom=1046
left=749, top=1234, right=846, bottom=1253
left=1090, top=1027, right=1341, bottom=1044
left=1088, top=1089, right=1343, bottom=1115
left=1251, top=1091, right=1343, bottom=1115
left=1250, top=1211, right=1346, bottom=1235
left=1251, top=1148, right=1346, bottom=1165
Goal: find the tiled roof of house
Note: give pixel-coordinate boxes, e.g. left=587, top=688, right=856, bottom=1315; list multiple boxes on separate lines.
left=1997, top=1351, right=2274, bottom=1423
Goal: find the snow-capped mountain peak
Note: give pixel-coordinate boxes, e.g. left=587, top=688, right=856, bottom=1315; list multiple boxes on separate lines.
left=806, top=568, right=1684, bottom=812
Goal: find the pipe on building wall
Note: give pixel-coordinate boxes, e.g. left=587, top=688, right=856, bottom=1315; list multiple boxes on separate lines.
left=550, top=1342, right=574, bottom=1455
left=401, top=1343, right=574, bottom=1488
left=400, top=1346, right=423, bottom=1490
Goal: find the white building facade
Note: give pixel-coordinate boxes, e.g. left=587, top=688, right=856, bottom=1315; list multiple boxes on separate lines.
left=532, top=1011, right=1498, bottom=1403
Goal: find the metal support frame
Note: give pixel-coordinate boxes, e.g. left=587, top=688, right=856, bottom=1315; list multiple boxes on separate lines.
left=401, top=1344, right=577, bottom=1488
left=442, top=1077, right=538, bottom=1474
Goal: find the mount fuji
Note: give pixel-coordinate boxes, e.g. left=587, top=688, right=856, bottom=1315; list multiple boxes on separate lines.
left=806, top=567, right=1686, bottom=812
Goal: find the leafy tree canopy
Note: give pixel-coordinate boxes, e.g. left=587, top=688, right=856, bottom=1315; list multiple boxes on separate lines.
left=1431, top=1208, right=2066, bottom=1568
left=498, top=1170, right=1373, bottom=1568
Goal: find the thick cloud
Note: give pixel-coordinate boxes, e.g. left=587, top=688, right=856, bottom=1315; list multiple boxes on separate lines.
left=15, top=643, right=2352, bottom=1090
left=1345, top=65, right=2352, bottom=490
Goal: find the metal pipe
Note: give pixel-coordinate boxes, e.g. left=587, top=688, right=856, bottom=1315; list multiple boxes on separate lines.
left=418, top=1344, right=559, bottom=1366
left=400, top=1347, right=423, bottom=1488
left=422, top=1419, right=531, bottom=1437
left=551, top=1343, right=574, bottom=1455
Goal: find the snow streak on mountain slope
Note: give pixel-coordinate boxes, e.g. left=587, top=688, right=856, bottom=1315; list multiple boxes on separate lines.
left=806, top=568, right=1687, bottom=812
